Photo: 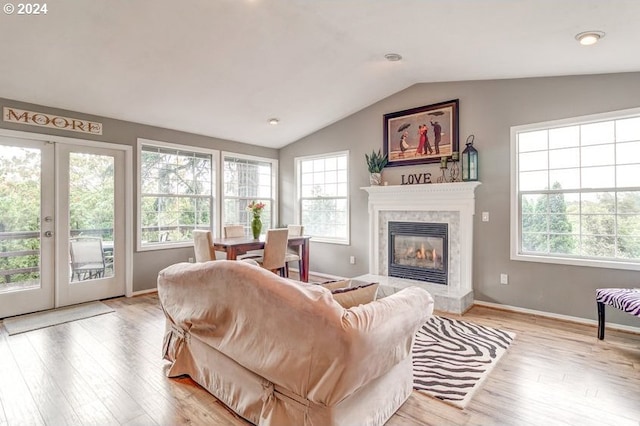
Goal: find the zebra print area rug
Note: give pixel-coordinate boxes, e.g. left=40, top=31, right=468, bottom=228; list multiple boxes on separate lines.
left=413, top=316, right=515, bottom=409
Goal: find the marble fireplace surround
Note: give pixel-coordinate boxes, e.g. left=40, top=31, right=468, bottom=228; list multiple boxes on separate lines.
left=357, top=182, right=480, bottom=314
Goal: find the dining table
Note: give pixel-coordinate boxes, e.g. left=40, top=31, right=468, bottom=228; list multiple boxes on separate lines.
left=210, top=235, right=311, bottom=282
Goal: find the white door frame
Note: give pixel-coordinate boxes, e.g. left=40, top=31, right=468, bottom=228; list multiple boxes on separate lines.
left=0, top=128, right=134, bottom=298
left=0, top=136, right=55, bottom=317
left=56, top=143, right=126, bottom=306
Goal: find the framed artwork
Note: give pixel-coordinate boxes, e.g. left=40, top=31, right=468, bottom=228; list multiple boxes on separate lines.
left=383, top=99, right=459, bottom=167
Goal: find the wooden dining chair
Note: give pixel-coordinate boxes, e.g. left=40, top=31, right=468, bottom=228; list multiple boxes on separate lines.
left=242, top=228, right=289, bottom=277
left=285, top=225, right=304, bottom=278
left=193, top=230, right=215, bottom=262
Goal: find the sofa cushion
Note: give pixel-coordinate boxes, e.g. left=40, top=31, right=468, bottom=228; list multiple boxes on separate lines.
left=331, top=282, right=379, bottom=308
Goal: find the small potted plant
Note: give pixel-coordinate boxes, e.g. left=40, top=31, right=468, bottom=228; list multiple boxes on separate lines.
left=365, top=149, right=388, bottom=185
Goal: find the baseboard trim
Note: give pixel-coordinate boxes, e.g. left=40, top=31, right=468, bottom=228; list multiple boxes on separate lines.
left=474, top=300, right=640, bottom=335
left=131, top=288, right=158, bottom=297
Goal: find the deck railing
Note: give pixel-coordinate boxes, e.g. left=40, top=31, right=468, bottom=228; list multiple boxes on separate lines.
left=1, top=225, right=198, bottom=283
left=0, top=228, right=113, bottom=283
left=0, top=231, right=40, bottom=282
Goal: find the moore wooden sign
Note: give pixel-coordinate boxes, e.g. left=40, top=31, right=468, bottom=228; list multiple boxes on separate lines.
left=3, top=107, right=103, bottom=135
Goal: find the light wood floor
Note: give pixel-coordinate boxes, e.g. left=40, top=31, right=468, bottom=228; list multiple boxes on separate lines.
left=0, top=294, right=638, bottom=426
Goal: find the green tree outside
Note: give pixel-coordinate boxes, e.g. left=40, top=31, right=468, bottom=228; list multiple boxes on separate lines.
left=521, top=182, right=575, bottom=255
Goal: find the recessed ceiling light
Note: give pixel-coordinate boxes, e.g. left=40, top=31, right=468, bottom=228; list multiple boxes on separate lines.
left=268, top=118, right=279, bottom=125
left=384, top=53, right=402, bottom=62
left=575, top=31, right=605, bottom=46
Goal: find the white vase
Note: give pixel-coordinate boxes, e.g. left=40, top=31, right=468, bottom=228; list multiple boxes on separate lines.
left=369, top=172, right=382, bottom=185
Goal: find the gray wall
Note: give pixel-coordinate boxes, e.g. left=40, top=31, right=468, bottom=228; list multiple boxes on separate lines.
left=0, top=97, right=278, bottom=292
left=279, top=72, right=640, bottom=327
left=4, top=73, right=640, bottom=327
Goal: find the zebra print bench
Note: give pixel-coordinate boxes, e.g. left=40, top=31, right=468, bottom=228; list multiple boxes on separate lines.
left=596, top=288, right=640, bottom=340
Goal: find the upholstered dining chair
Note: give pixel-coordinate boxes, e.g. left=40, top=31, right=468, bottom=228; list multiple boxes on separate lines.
left=193, top=230, right=215, bottom=262
left=224, top=225, right=245, bottom=238
left=242, top=228, right=289, bottom=277
left=224, top=224, right=261, bottom=259
left=284, top=225, right=304, bottom=278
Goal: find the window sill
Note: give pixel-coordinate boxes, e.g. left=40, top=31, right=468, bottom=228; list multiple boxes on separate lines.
left=310, top=237, right=350, bottom=246
left=137, top=241, right=194, bottom=252
left=511, top=252, right=640, bottom=271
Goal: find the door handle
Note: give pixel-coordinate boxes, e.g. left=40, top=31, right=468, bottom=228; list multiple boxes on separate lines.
left=44, top=231, right=53, bottom=238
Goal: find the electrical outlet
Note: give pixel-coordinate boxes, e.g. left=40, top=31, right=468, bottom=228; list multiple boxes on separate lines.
left=500, top=273, right=508, bottom=285
left=188, top=257, right=195, bottom=263
left=349, top=256, right=356, bottom=265
left=482, top=211, right=489, bottom=222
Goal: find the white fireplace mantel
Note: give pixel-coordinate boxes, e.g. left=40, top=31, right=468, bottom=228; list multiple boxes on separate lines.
left=361, top=181, right=481, bottom=208
left=358, top=182, right=481, bottom=313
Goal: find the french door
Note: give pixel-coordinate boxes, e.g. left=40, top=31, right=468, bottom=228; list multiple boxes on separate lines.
left=0, top=135, right=126, bottom=318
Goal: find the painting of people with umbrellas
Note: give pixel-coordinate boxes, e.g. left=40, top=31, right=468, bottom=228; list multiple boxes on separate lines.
left=383, top=99, right=459, bottom=167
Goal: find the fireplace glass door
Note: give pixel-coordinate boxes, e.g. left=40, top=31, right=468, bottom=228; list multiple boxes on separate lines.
left=388, top=221, right=448, bottom=284
left=393, top=235, right=444, bottom=270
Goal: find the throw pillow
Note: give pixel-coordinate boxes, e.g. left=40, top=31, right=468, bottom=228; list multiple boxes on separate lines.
left=316, top=279, right=351, bottom=291
left=331, top=282, right=379, bottom=309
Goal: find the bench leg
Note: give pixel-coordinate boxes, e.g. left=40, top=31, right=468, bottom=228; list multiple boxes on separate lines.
left=597, top=301, right=605, bottom=340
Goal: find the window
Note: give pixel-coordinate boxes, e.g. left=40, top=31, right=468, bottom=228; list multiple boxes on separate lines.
left=511, top=107, right=640, bottom=270
left=296, top=151, right=349, bottom=244
left=222, top=153, right=277, bottom=234
left=138, top=139, right=216, bottom=250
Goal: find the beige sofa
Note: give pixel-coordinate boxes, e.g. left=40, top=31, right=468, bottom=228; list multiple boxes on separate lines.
left=158, top=260, right=434, bottom=425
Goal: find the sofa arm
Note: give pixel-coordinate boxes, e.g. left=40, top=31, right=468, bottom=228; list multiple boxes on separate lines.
left=335, top=287, right=434, bottom=396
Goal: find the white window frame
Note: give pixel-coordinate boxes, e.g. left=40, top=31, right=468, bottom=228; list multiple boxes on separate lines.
left=295, top=150, right=350, bottom=245
left=137, top=138, right=218, bottom=251
left=510, top=106, right=640, bottom=271
left=221, top=152, right=278, bottom=232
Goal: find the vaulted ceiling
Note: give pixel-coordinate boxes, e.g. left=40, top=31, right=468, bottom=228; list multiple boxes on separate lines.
left=2, top=0, right=639, bottom=148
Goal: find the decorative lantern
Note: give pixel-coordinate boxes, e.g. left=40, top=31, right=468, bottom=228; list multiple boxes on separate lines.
left=461, top=134, right=479, bottom=181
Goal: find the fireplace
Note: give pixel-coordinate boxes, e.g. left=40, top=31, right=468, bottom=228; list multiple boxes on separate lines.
left=358, top=182, right=480, bottom=314
left=388, top=221, right=448, bottom=285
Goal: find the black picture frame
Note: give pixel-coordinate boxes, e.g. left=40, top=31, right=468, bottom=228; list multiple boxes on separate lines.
left=383, top=99, right=459, bottom=167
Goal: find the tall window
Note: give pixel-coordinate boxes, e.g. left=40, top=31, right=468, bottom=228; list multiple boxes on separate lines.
left=511, top=107, right=640, bottom=270
left=222, top=153, right=277, bottom=234
left=296, top=151, right=349, bottom=244
left=138, top=139, right=216, bottom=250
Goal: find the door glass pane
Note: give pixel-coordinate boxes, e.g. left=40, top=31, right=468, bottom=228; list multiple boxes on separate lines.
left=68, top=153, right=114, bottom=282
left=0, top=146, right=42, bottom=293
